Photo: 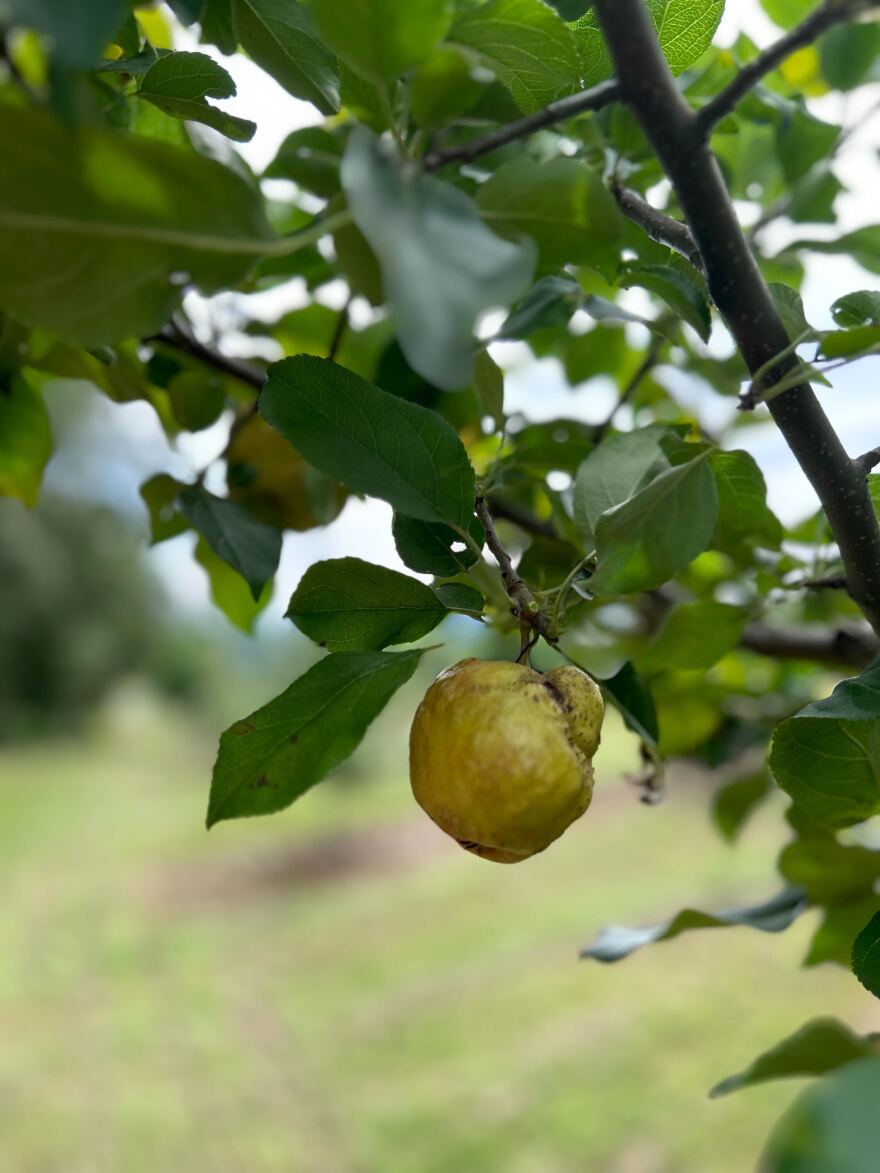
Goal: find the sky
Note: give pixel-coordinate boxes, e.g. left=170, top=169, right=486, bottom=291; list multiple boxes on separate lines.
left=41, top=1, right=880, bottom=620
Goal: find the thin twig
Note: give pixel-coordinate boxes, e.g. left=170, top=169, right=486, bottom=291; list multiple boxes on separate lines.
left=801, top=573, right=848, bottom=590
left=611, top=185, right=704, bottom=272
left=592, top=336, right=664, bottom=445
left=328, top=297, right=352, bottom=362
left=475, top=498, right=555, bottom=640
left=695, top=0, right=867, bottom=136
left=423, top=80, right=620, bottom=172
left=156, top=316, right=265, bottom=391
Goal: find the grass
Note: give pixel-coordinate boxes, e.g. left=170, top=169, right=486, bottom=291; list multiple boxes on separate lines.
left=0, top=690, right=874, bottom=1173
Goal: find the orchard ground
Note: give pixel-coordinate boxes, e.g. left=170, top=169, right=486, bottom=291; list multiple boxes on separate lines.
left=0, top=688, right=874, bottom=1173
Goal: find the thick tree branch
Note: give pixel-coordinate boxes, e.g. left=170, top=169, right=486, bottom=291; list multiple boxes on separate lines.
left=694, top=0, right=867, bottom=136
left=593, top=0, right=880, bottom=637
left=611, top=184, right=704, bottom=272
left=423, top=80, right=620, bottom=172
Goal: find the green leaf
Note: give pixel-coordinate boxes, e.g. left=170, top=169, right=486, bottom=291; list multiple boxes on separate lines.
left=309, top=0, right=453, bottom=82
left=769, top=661, right=880, bottom=827
left=338, top=62, right=393, bottom=131
left=230, top=0, right=340, bottom=113
left=473, top=349, right=505, bottom=425
left=449, top=0, right=581, bottom=114
left=286, top=557, right=448, bottom=651
left=853, top=912, right=880, bottom=999
left=478, top=157, right=623, bottom=280
left=597, top=660, right=659, bottom=747
left=409, top=44, right=489, bottom=129
left=871, top=475, right=880, bottom=519
left=506, top=417, right=596, bottom=475
left=178, top=486, right=282, bottom=600
left=780, top=822, right=880, bottom=906
left=620, top=264, right=711, bottom=341
left=140, top=474, right=191, bottom=545
left=137, top=51, right=254, bottom=142
left=201, top=0, right=238, bottom=53
left=434, top=582, right=485, bottom=613
left=330, top=194, right=384, bottom=305
left=786, top=168, right=843, bottom=226
left=1, top=0, right=130, bottom=67
left=581, top=888, right=807, bottom=963
left=793, top=660, right=880, bottom=723
left=259, top=356, right=476, bottom=528
left=497, top=275, right=582, bottom=340
left=759, top=1057, right=880, bottom=1173
left=341, top=127, right=535, bottom=389
left=820, top=324, right=880, bottom=359
left=712, top=771, right=771, bottom=843
left=710, top=1018, right=875, bottom=1099
left=113, top=13, right=143, bottom=56
left=167, top=370, right=226, bottom=432
left=778, top=109, right=840, bottom=185
left=807, top=896, right=880, bottom=969
left=392, top=513, right=483, bottom=576
left=518, top=537, right=584, bottom=589
left=760, top=0, right=812, bottom=27
left=138, top=51, right=256, bottom=142
left=769, top=282, right=813, bottom=338
left=195, top=536, right=272, bottom=634
left=589, top=452, right=718, bottom=595
left=710, top=449, right=783, bottom=551
left=97, top=46, right=169, bottom=78
left=206, top=648, right=424, bottom=826
left=573, top=425, right=672, bottom=547
left=832, top=291, right=880, bottom=328
left=0, top=107, right=274, bottom=347
left=263, top=126, right=345, bottom=197
left=168, top=0, right=204, bottom=24
left=575, top=0, right=726, bottom=87
left=638, top=602, right=748, bottom=672
left=0, top=375, right=52, bottom=508
left=786, top=226, right=880, bottom=276
left=821, top=22, right=880, bottom=91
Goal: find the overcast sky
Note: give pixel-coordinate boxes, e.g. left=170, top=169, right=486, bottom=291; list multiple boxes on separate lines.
left=41, top=1, right=880, bottom=620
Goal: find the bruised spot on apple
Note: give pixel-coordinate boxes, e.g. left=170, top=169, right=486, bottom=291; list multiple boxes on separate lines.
left=409, top=659, right=604, bottom=863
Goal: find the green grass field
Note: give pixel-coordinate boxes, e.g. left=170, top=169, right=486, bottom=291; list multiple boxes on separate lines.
left=0, top=692, right=874, bottom=1172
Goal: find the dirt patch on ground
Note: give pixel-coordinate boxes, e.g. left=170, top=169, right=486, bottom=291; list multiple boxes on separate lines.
left=147, top=815, right=457, bottom=912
